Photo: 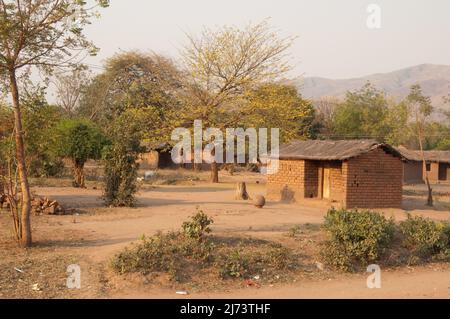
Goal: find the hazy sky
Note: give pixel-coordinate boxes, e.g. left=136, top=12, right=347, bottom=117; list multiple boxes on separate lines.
left=83, top=0, right=450, bottom=79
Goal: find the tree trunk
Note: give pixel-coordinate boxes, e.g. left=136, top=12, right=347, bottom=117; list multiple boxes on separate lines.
left=418, top=137, right=433, bottom=206
left=0, top=165, right=4, bottom=194
left=73, top=161, right=85, bottom=188
left=210, top=161, right=219, bottom=183
left=210, top=146, right=219, bottom=183
left=425, top=176, right=433, bottom=206
left=235, top=182, right=249, bottom=200
left=9, top=70, right=32, bottom=247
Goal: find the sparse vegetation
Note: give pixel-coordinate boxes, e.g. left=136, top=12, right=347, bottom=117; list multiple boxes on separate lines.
left=111, top=210, right=299, bottom=283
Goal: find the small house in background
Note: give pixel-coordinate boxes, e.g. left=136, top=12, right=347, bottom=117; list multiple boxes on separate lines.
left=395, top=146, right=450, bottom=184
left=267, top=140, right=404, bottom=209
left=139, top=142, right=175, bottom=170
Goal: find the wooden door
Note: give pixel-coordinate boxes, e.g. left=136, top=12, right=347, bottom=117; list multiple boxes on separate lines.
left=323, top=168, right=331, bottom=199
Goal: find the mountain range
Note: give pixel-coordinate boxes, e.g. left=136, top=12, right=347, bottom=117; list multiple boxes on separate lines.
left=292, top=64, right=450, bottom=112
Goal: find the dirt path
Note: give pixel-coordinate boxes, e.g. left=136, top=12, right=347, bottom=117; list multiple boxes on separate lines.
left=1, top=179, right=448, bottom=299
left=112, top=265, right=450, bottom=299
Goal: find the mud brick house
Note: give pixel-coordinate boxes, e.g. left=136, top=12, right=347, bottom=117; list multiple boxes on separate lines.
left=395, top=146, right=450, bottom=184
left=266, top=140, right=404, bottom=209
left=139, top=142, right=176, bottom=170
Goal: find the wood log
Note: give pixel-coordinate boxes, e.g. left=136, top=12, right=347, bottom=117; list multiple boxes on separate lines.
left=235, top=182, right=249, bottom=200
left=30, top=196, right=66, bottom=215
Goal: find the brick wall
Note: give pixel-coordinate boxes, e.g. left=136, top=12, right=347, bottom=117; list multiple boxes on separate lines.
left=403, top=161, right=423, bottom=184
left=304, top=161, right=319, bottom=198
left=345, top=148, right=403, bottom=208
left=427, top=162, right=440, bottom=183
left=329, top=162, right=346, bottom=204
left=266, top=160, right=306, bottom=202
left=267, top=147, right=403, bottom=208
left=266, top=159, right=346, bottom=203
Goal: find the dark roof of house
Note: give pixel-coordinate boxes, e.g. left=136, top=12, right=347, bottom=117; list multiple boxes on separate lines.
left=141, top=141, right=171, bottom=152
left=395, top=146, right=450, bottom=164
left=277, top=139, right=401, bottom=161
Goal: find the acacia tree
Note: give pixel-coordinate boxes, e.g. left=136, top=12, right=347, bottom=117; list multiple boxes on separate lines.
left=405, top=84, right=434, bottom=206
left=181, top=20, right=296, bottom=183
left=0, top=0, right=108, bottom=247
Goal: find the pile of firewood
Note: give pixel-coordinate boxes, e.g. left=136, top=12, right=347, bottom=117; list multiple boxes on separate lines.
left=1, top=194, right=65, bottom=215
left=32, top=197, right=66, bottom=216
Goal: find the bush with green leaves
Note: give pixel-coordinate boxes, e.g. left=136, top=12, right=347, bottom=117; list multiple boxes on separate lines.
left=321, top=208, right=396, bottom=271
left=399, top=214, right=450, bottom=261
left=182, top=209, right=213, bottom=242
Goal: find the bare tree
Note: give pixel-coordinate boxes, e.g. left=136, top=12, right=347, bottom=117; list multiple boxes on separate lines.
left=181, top=20, right=296, bottom=182
left=53, top=68, right=91, bottom=115
left=314, top=97, right=340, bottom=139
left=0, top=0, right=108, bottom=247
left=405, top=84, right=434, bottom=206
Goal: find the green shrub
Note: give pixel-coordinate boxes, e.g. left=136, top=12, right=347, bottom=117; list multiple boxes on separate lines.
left=103, top=111, right=144, bottom=207
left=182, top=209, right=213, bottom=242
left=399, top=215, right=450, bottom=261
left=321, top=208, right=395, bottom=271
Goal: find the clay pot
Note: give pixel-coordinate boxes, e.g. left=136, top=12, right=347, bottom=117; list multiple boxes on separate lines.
left=253, top=195, right=266, bottom=208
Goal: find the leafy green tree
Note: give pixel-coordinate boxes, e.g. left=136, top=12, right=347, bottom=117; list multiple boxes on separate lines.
left=332, top=82, right=391, bottom=141
left=53, top=119, right=107, bottom=188
left=436, top=139, right=450, bottom=151
left=0, top=0, right=109, bottom=247
left=78, top=51, right=182, bottom=140
left=22, top=87, right=64, bottom=177
left=383, top=100, right=410, bottom=146
left=103, top=110, right=145, bottom=207
left=404, top=84, right=434, bottom=206
left=0, top=103, right=14, bottom=193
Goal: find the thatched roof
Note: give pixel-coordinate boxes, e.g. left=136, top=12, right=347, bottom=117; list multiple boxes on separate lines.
left=277, top=139, right=401, bottom=161
left=395, top=146, right=450, bottom=164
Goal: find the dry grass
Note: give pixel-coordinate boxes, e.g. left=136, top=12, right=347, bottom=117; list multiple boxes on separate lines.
left=0, top=241, right=81, bottom=299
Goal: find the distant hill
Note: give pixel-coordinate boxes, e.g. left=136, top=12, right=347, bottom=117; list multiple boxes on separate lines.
left=291, top=64, right=450, bottom=113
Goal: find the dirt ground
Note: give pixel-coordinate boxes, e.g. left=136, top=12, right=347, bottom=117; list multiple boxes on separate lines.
left=0, top=171, right=449, bottom=299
